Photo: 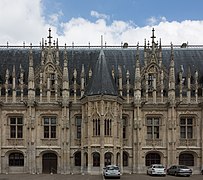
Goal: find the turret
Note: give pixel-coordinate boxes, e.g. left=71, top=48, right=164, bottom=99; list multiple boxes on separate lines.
left=168, top=43, right=175, bottom=104
left=28, top=44, right=35, bottom=102
left=134, top=43, right=141, bottom=103
left=62, top=44, right=70, bottom=104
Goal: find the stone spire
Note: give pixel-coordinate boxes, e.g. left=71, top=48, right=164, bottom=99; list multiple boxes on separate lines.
left=168, top=43, right=175, bottom=103
left=28, top=44, right=35, bottom=101
left=151, top=28, right=156, bottom=54
left=169, top=43, right=175, bottom=90
left=47, top=28, right=52, bottom=48
left=62, top=44, right=70, bottom=102
left=134, top=43, right=141, bottom=102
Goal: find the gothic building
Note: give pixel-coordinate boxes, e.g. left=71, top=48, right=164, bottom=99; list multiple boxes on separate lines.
left=0, top=28, right=203, bottom=174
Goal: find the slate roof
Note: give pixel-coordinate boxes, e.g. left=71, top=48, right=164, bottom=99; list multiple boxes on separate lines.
left=0, top=47, right=203, bottom=94
left=84, top=49, right=118, bottom=96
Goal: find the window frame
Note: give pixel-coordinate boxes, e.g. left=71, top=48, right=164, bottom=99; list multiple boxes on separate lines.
left=9, top=117, right=23, bottom=139
left=146, top=117, right=160, bottom=140
left=180, top=117, right=194, bottom=139
left=75, top=116, right=82, bottom=139
left=43, top=117, right=57, bottom=139
left=9, top=152, right=24, bottom=166
left=104, top=119, right=112, bottom=136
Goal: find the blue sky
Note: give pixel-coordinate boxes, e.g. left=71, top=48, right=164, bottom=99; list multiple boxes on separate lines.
left=0, top=0, right=203, bottom=45
left=42, top=0, right=203, bottom=26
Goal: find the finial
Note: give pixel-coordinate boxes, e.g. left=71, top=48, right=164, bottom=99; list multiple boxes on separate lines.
left=159, top=38, right=162, bottom=48
left=56, top=38, right=58, bottom=49
left=171, top=42, right=174, bottom=56
left=42, top=38, right=44, bottom=48
left=144, top=39, right=146, bottom=48
left=30, top=43, right=32, bottom=50
left=136, top=42, right=139, bottom=55
left=151, top=28, right=156, bottom=43
left=47, top=28, right=52, bottom=47
left=101, top=35, right=103, bottom=49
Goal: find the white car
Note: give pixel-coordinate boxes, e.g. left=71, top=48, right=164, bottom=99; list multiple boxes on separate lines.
left=147, top=164, right=166, bottom=176
left=103, top=165, right=121, bottom=179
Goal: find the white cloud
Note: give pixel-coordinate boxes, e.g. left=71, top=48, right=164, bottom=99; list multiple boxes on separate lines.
left=146, top=16, right=167, bottom=26
left=90, top=10, right=109, bottom=20
left=0, top=1, right=203, bottom=46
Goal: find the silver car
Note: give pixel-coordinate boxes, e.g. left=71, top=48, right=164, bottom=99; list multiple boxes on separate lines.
left=103, top=165, right=121, bottom=179
left=147, top=164, right=166, bottom=176
left=167, top=165, right=192, bottom=176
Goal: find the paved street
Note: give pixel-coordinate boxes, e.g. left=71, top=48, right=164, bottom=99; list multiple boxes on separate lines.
left=1, top=174, right=203, bottom=180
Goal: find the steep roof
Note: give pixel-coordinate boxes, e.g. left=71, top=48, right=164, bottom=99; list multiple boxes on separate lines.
left=84, top=49, right=118, bottom=96
left=0, top=47, right=203, bottom=88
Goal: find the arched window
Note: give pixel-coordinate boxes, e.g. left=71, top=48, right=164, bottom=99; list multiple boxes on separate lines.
left=93, top=152, right=100, bottom=167
left=179, top=153, right=194, bottom=166
left=104, top=119, right=112, bottom=136
left=9, top=152, right=24, bottom=166
left=74, top=151, right=81, bottom=166
left=123, top=152, right=128, bottom=166
left=145, top=153, right=160, bottom=166
left=93, top=119, right=100, bottom=136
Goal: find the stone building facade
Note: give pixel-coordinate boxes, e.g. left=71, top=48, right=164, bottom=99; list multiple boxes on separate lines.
left=0, top=28, right=203, bottom=174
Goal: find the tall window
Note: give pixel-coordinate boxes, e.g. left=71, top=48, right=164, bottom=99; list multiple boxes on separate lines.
left=76, top=116, right=82, bottom=139
left=9, top=152, right=24, bottom=166
left=10, top=117, right=23, bottom=138
left=180, top=117, right=193, bottom=139
left=43, top=117, right=56, bottom=138
left=146, top=117, right=160, bottom=139
left=93, top=119, right=100, bottom=136
left=123, top=117, right=127, bottom=139
left=104, top=119, right=112, bottom=136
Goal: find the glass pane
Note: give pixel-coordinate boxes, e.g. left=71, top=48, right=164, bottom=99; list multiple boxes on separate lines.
left=180, top=127, right=186, bottom=138
left=44, top=118, right=49, bottom=124
left=10, top=118, right=16, bottom=124
left=51, top=118, right=56, bottom=124
left=17, top=126, right=23, bottom=138
left=10, top=126, right=16, bottom=138
left=187, top=118, right=193, bottom=125
left=154, top=118, right=159, bottom=125
left=76, top=117, right=81, bottom=125
left=44, top=126, right=49, bottom=138
left=51, top=126, right=56, bottom=138
left=147, top=118, right=152, bottom=125
left=17, top=118, right=23, bottom=124
left=180, top=118, right=186, bottom=125
left=187, top=127, right=193, bottom=138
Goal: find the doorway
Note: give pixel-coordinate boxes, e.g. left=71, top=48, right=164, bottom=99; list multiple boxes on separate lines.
left=42, top=153, right=57, bottom=174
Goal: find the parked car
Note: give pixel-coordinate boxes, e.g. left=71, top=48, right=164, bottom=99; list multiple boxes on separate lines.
left=103, top=165, right=121, bottom=179
left=147, top=164, right=166, bottom=176
left=167, top=165, right=192, bottom=177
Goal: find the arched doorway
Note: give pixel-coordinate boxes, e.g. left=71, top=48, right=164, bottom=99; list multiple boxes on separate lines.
left=145, top=152, right=161, bottom=166
left=93, top=152, right=100, bottom=167
left=42, top=153, right=57, bottom=174
left=123, top=152, right=128, bottom=167
left=104, top=152, right=112, bottom=166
